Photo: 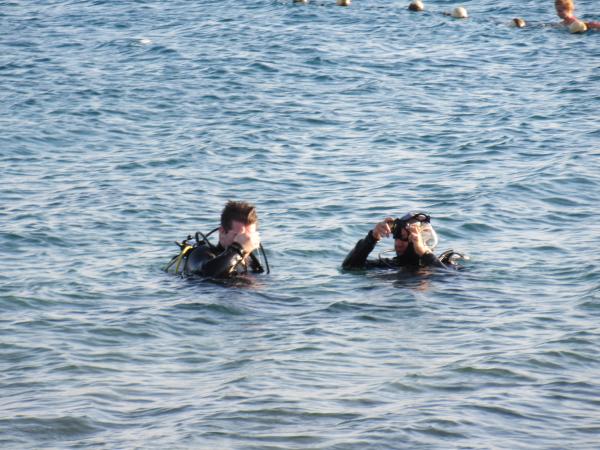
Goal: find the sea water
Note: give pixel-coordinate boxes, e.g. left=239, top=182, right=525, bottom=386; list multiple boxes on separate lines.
left=1, top=0, right=599, bottom=448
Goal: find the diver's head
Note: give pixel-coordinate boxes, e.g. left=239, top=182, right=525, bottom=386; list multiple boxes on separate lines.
left=337, top=0, right=351, bottom=6
left=219, top=200, right=258, bottom=248
left=394, top=226, right=410, bottom=255
left=391, top=212, right=438, bottom=257
left=392, top=225, right=420, bottom=264
left=555, top=0, right=574, bottom=20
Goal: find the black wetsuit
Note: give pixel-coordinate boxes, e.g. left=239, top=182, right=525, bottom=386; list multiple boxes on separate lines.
left=184, top=241, right=263, bottom=278
left=343, top=230, right=447, bottom=270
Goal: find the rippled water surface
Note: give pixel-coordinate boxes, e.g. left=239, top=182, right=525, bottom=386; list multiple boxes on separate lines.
left=2, top=0, right=600, bottom=448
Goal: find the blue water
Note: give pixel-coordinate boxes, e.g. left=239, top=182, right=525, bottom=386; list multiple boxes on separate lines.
left=2, top=0, right=600, bottom=448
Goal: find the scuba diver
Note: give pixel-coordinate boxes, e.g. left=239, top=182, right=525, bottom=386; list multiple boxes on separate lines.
left=165, top=200, right=269, bottom=278
left=342, top=212, right=465, bottom=270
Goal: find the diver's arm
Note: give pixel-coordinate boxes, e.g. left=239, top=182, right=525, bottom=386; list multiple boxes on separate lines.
left=343, top=219, right=393, bottom=269
left=342, top=230, right=378, bottom=269
left=409, top=224, right=446, bottom=269
left=201, top=243, right=245, bottom=278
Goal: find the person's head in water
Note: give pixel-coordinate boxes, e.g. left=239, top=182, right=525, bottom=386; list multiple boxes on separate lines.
left=512, top=18, right=526, bottom=28
left=392, top=225, right=419, bottom=261
left=371, top=213, right=437, bottom=264
left=408, top=0, right=424, bottom=12
left=555, top=0, right=575, bottom=21
left=219, top=200, right=259, bottom=249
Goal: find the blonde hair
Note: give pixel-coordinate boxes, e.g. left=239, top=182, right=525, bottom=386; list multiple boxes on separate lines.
left=555, top=0, right=574, bottom=13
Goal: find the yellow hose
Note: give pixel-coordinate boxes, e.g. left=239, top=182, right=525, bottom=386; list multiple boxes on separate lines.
left=174, top=245, right=193, bottom=274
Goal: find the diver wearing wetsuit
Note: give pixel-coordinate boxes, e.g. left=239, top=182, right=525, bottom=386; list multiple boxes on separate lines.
left=184, top=240, right=264, bottom=278
left=167, top=201, right=266, bottom=279
left=343, top=212, right=456, bottom=270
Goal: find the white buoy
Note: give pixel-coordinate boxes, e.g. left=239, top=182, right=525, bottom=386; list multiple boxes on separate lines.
left=451, top=6, right=468, bottom=18
left=293, top=0, right=309, bottom=4
left=337, top=0, right=351, bottom=6
left=408, top=0, right=424, bottom=12
left=512, top=18, right=526, bottom=28
left=569, top=20, right=587, bottom=33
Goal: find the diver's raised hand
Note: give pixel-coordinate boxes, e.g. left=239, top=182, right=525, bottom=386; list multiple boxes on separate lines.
left=408, top=223, right=430, bottom=256
left=234, top=230, right=261, bottom=255
left=372, top=218, right=394, bottom=241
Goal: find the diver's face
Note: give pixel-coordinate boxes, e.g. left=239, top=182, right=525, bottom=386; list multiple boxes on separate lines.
left=394, top=228, right=409, bottom=255
left=219, top=220, right=257, bottom=248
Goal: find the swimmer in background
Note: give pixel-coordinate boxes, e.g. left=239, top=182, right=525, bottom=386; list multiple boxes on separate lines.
left=442, top=6, right=468, bottom=19
left=416, top=3, right=524, bottom=29
left=408, top=0, right=424, bottom=12
left=555, top=0, right=600, bottom=30
left=512, top=18, right=526, bottom=28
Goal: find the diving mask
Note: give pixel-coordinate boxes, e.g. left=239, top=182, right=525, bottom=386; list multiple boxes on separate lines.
left=391, top=212, right=439, bottom=250
left=418, top=222, right=439, bottom=250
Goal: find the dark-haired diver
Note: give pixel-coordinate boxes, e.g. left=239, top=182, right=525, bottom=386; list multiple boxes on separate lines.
left=165, top=201, right=269, bottom=279
left=342, top=212, right=465, bottom=271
